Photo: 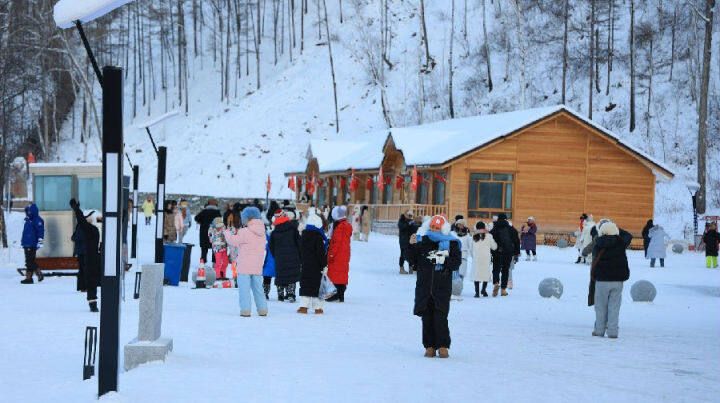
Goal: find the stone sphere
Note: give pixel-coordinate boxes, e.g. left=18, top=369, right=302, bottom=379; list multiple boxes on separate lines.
left=672, top=243, right=684, bottom=254
left=631, top=280, right=657, bottom=302
left=556, top=238, right=569, bottom=249
left=538, top=278, right=564, bottom=298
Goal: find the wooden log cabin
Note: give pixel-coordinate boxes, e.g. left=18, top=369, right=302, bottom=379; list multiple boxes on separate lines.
left=285, top=106, right=674, bottom=243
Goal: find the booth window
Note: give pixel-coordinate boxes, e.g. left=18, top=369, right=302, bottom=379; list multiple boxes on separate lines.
left=467, top=172, right=513, bottom=219
left=78, top=177, right=102, bottom=211
left=34, top=175, right=72, bottom=211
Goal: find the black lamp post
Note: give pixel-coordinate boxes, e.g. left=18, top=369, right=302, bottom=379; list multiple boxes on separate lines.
left=687, top=181, right=701, bottom=246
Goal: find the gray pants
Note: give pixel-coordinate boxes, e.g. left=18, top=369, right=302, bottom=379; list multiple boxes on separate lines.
left=594, top=281, right=623, bottom=337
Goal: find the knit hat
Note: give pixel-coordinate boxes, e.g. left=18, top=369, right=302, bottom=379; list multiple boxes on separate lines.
left=240, top=206, right=262, bottom=225
left=598, top=220, right=619, bottom=236
left=213, top=217, right=224, bottom=228
left=475, top=221, right=486, bottom=230
left=580, top=213, right=588, bottom=220
left=306, top=214, right=323, bottom=229
left=527, top=216, right=535, bottom=221
left=429, top=215, right=446, bottom=232
left=455, top=214, right=464, bottom=222
left=332, top=206, right=347, bottom=221
left=455, top=218, right=467, bottom=227
left=498, top=213, right=508, bottom=221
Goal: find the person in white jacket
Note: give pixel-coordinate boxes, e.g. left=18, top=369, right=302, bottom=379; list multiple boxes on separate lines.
left=580, top=215, right=596, bottom=265
left=451, top=218, right=472, bottom=298
left=471, top=221, right=497, bottom=297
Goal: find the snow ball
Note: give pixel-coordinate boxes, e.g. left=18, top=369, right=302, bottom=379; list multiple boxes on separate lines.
left=631, top=280, right=657, bottom=302
left=556, top=239, right=569, bottom=249
left=671, top=244, right=684, bottom=254
left=538, top=278, right=563, bottom=299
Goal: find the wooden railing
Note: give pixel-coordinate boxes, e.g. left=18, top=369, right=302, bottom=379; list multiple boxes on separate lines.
left=361, top=204, right=448, bottom=221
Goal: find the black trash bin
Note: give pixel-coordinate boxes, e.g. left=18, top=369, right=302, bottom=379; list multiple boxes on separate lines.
left=181, top=243, right=194, bottom=282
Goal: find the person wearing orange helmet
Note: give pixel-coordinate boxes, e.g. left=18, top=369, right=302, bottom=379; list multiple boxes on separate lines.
left=409, top=215, right=461, bottom=359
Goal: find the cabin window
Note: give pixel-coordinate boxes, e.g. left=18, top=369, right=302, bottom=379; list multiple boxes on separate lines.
left=415, top=173, right=430, bottom=204
left=467, top=172, right=513, bottom=219
left=78, top=177, right=102, bottom=211
left=383, top=178, right=393, bottom=204
left=432, top=171, right=446, bottom=205
left=34, top=175, right=73, bottom=211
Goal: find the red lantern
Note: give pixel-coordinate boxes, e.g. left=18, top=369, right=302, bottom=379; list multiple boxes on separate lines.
left=377, top=167, right=384, bottom=190
left=365, top=177, right=373, bottom=190
left=307, top=177, right=316, bottom=195
left=350, top=170, right=359, bottom=192
left=395, top=175, right=405, bottom=190
left=288, top=176, right=296, bottom=191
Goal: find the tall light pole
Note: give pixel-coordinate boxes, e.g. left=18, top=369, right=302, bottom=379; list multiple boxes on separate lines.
left=54, top=0, right=138, bottom=397
left=687, top=181, right=701, bottom=246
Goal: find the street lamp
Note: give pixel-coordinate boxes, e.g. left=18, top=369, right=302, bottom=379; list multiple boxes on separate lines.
left=686, top=180, right=701, bottom=244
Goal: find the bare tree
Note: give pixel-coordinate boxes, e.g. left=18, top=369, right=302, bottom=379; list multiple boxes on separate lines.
left=696, top=0, right=715, bottom=213
left=589, top=0, right=595, bottom=119
left=419, top=0, right=434, bottom=72
left=482, top=0, right=493, bottom=92
left=321, top=0, right=339, bottom=132
left=629, top=0, right=636, bottom=132
left=448, top=0, right=456, bottom=118
left=561, top=0, right=568, bottom=103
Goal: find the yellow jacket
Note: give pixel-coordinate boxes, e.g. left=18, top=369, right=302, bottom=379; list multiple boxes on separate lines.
left=142, top=200, right=155, bottom=217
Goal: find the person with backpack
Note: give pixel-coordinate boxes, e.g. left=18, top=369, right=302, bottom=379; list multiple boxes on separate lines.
left=471, top=221, right=497, bottom=298
left=410, top=215, right=462, bottom=358
left=298, top=214, right=328, bottom=314
left=20, top=203, right=45, bottom=284
left=489, top=213, right=520, bottom=297
left=591, top=220, right=632, bottom=339
left=269, top=210, right=302, bottom=302
left=703, top=223, right=719, bottom=269
left=398, top=210, right=419, bottom=274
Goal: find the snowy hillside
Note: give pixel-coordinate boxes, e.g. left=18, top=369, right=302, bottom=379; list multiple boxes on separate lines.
left=47, top=1, right=718, bottom=222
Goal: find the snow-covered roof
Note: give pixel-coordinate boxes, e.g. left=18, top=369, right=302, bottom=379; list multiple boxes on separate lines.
left=389, top=105, right=674, bottom=178
left=54, top=0, right=135, bottom=29
left=287, top=105, right=674, bottom=179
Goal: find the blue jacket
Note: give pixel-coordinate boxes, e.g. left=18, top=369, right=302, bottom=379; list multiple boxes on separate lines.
left=21, top=204, right=45, bottom=249
left=262, top=234, right=276, bottom=277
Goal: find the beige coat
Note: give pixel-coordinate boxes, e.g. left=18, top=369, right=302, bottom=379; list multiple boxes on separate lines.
left=471, top=233, right=497, bottom=282
left=360, top=209, right=371, bottom=235
left=164, top=211, right=177, bottom=242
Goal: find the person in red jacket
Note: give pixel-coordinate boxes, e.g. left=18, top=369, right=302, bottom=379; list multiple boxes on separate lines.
left=326, top=205, right=352, bottom=302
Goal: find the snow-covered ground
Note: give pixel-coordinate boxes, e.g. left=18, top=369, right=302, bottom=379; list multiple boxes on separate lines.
left=1, top=212, right=719, bottom=402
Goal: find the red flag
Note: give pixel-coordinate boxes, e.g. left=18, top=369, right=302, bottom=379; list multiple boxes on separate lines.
left=411, top=167, right=419, bottom=191
left=288, top=176, right=296, bottom=191
left=266, top=174, right=272, bottom=193
left=377, top=166, right=384, bottom=190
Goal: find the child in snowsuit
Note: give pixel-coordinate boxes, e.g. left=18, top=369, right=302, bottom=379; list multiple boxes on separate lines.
left=269, top=210, right=302, bottom=302
left=298, top=214, right=328, bottom=314
left=703, top=223, right=719, bottom=268
left=208, top=217, right=229, bottom=278
left=20, top=203, right=45, bottom=284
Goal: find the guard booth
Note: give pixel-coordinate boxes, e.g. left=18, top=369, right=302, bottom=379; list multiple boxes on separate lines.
left=27, top=163, right=132, bottom=274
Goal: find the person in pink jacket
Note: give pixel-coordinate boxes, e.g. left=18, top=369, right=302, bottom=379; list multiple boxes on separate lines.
left=224, top=207, right=268, bottom=317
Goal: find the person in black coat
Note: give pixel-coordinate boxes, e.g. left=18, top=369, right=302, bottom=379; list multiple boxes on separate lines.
left=590, top=220, right=632, bottom=338
left=641, top=219, right=653, bottom=258
left=194, top=199, right=221, bottom=263
left=703, top=223, right=719, bottom=268
left=398, top=210, right=419, bottom=274
left=298, top=214, right=328, bottom=314
left=410, top=215, right=462, bottom=359
left=269, top=212, right=302, bottom=302
left=489, top=213, right=520, bottom=297
left=70, top=199, right=101, bottom=312
left=72, top=220, right=87, bottom=292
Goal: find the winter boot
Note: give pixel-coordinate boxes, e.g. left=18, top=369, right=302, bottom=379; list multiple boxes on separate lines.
left=574, top=256, right=582, bottom=264
left=287, top=294, right=297, bottom=303
left=297, top=307, right=308, bottom=314
left=314, top=309, right=324, bottom=315
left=337, top=285, right=346, bottom=302
left=20, top=277, right=34, bottom=284
left=492, top=283, right=500, bottom=297
left=481, top=282, right=489, bottom=297
left=277, top=287, right=286, bottom=302
left=474, top=282, right=480, bottom=298
left=424, top=348, right=436, bottom=358
left=501, top=288, right=509, bottom=297
left=408, top=267, right=415, bottom=275
left=399, top=266, right=408, bottom=275
left=89, top=301, right=99, bottom=312
left=263, top=283, right=271, bottom=300
left=35, top=269, right=44, bottom=282
left=437, top=348, right=449, bottom=358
